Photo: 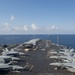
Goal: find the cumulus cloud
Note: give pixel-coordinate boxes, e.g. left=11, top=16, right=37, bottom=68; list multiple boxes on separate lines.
left=10, top=15, right=15, bottom=21
left=13, top=26, right=23, bottom=31
left=0, top=21, right=60, bottom=34
left=0, top=22, right=11, bottom=31
left=13, top=25, right=28, bottom=32
left=46, top=25, right=58, bottom=31
left=5, top=22, right=9, bottom=26
left=5, top=24, right=10, bottom=31
left=31, top=23, right=39, bottom=30
left=13, top=27, right=19, bottom=31
left=51, top=25, right=58, bottom=30
left=24, top=25, right=28, bottom=31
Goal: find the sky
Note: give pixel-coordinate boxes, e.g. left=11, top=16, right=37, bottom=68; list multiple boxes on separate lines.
left=0, top=0, right=75, bottom=34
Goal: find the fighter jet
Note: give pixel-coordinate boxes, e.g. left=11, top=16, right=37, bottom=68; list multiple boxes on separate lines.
left=50, top=48, right=75, bottom=56
left=0, top=62, right=25, bottom=74
left=49, top=48, right=75, bottom=72
left=2, top=48, right=25, bottom=57
left=50, top=49, right=75, bottom=63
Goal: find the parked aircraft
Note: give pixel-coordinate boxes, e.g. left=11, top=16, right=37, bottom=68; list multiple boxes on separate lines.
left=0, top=62, right=25, bottom=74
left=49, top=48, right=75, bottom=72
left=50, top=48, right=75, bottom=56
left=2, top=48, right=25, bottom=57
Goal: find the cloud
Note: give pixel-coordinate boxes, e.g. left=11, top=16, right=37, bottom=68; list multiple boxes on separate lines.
left=46, top=25, right=58, bottom=31
left=0, top=22, right=11, bottom=31
left=5, top=24, right=10, bottom=31
left=10, top=26, right=17, bottom=31
left=10, top=15, right=15, bottom=21
left=5, top=22, right=8, bottom=26
left=13, top=26, right=23, bottom=31
left=31, top=23, right=39, bottom=30
left=0, top=22, right=67, bottom=34
left=51, top=25, right=58, bottom=30
left=24, top=25, right=28, bottom=31
left=13, top=25, right=28, bottom=32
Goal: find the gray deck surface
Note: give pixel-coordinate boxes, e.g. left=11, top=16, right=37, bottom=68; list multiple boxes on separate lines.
left=1, top=40, right=74, bottom=75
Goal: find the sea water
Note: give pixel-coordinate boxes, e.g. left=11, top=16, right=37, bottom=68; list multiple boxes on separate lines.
left=0, top=34, right=75, bottom=48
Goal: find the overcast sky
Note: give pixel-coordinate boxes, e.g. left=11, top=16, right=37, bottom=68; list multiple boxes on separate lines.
left=0, top=0, right=75, bottom=34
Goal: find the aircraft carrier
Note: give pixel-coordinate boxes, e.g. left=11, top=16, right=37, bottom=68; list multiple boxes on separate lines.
left=0, top=39, right=74, bottom=75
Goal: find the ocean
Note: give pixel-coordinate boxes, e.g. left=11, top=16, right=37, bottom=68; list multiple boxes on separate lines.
left=0, top=34, right=75, bottom=48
